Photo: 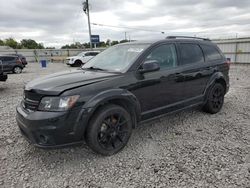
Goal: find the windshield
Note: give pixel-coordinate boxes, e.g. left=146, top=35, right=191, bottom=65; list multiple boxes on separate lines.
left=82, top=44, right=149, bottom=72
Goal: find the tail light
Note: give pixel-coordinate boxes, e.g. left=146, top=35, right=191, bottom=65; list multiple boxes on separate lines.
left=225, top=58, right=231, bottom=68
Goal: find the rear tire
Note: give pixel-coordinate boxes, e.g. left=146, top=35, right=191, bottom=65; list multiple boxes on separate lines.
left=203, top=83, right=225, bottom=114
left=13, top=66, right=22, bottom=74
left=86, top=104, right=132, bottom=156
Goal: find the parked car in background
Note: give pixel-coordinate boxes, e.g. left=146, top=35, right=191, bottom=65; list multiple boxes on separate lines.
left=8, top=54, right=28, bottom=66
left=0, top=60, right=8, bottom=81
left=16, top=36, right=229, bottom=155
left=0, top=55, right=25, bottom=74
left=66, top=51, right=100, bottom=67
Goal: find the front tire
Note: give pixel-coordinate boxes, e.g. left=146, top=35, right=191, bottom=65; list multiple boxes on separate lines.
left=13, top=66, right=22, bottom=74
left=86, top=104, right=132, bottom=156
left=74, top=60, right=82, bottom=67
left=203, top=83, right=225, bottom=114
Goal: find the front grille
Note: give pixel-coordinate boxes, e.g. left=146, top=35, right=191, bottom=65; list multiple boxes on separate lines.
left=23, top=98, right=39, bottom=111
left=23, top=90, right=43, bottom=111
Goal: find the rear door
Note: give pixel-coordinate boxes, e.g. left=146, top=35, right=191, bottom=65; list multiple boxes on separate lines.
left=0, top=56, right=15, bottom=71
left=175, top=42, right=212, bottom=99
left=200, top=43, right=229, bottom=82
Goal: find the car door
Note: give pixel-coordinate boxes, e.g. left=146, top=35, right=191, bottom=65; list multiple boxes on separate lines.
left=82, top=52, right=93, bottom=63
left=175, top=42, right=212, bottom=100
left=130, top=43, right=187, bottom=119
left=0, top=56, right=13, bottom=72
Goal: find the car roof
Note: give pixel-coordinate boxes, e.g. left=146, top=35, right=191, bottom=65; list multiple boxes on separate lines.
left=117, top=37, right=216, bottom=46
left=81, top=51, right=100, bottom=53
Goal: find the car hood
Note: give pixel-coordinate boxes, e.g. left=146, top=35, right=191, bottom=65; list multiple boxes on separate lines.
left=25, top=69, right=120, bottom=95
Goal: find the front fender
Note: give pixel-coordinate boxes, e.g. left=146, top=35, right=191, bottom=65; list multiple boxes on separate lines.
left=83, top=88, right=141, bottom=122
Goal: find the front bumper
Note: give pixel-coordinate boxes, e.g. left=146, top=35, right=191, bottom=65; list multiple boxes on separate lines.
left=16, top=105, right=89, bottom=148
left=66, top=60, right=74, bottom=65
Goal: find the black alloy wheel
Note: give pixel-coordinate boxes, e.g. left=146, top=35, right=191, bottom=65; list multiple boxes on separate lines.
left=86, top=104, right=132, bottom=155
left=203, top=83, right=225, bottom=114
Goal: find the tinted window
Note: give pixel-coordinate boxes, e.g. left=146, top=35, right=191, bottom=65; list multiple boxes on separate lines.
left=146, top=44, right=177, bottom=69
left=179, top=44, right=204, bottom=65
left=201, top=44, right=222, bottom=61
left=89, top=52, right=98, bottom=56
left=85, top=53, right=91, bottom=56
left=3, top=57, right=15, bottom=61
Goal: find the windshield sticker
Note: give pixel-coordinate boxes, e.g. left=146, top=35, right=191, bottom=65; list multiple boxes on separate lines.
left=128, top=48, right=144, bottom=53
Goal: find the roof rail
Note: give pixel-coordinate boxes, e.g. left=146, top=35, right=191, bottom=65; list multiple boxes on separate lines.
left=166, top=36, right=210, bottom=41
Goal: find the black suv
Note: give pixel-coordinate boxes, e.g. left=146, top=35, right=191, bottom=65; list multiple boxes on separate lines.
left=0, top=60, right=8, bottom=81
left=7, top=54, right=28, bottom=66
left=16, top=36, right=230, bottom=155
left=0, top=55, right=25, bottom=74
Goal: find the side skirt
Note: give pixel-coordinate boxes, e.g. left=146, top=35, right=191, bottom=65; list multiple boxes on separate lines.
left=140, top=95, right=204, bottom=122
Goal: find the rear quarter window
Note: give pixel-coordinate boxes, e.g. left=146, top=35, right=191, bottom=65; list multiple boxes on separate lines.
left=179, top=43, right=204, bottom=65
left=200, top=44, right=222, bottom=61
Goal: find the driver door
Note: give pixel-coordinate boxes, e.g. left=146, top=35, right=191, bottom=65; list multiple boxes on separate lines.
left=130, top=43, right=187, bottom=119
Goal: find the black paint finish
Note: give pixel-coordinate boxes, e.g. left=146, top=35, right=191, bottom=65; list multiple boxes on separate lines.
left=16, top=38, right=230, bottom=148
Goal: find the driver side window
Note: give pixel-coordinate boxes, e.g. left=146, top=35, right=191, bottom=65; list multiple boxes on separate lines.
left=146, top=44, right=177, bottom=69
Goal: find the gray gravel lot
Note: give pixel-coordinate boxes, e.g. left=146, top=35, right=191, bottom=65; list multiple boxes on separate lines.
left=0, top=63, right=250, bottom=188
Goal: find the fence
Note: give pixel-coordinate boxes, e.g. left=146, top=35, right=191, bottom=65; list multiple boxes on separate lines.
left=0, top=48, right=105, bottom=63
left=213, top=37, right=250, bottom=64
left=1, top=37, right=250, bottom=64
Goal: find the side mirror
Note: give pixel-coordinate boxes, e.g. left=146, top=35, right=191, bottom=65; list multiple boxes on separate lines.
left=139, top=60, right=160, bottom=74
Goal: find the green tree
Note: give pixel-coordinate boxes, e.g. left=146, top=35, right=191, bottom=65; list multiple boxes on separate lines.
left=37, top=43, right=45, bottom=49
left=120, top=39, right=129, bottom=43
left=21, top=39, right=39, bottom=49
left=105, top=39, right=111, bottom=46
left=0, top=39, right=4, bottom=46
left=111, top=40, right=119, bottom=46
left=4, top=38, right=18, bottom=49
left=83, top=42, right=90, bottom=48
left=61, top=44, right=71, bottom=49
left=61, top=42, right=86, bottom=49
left=97, top=41, right=106, bottom=48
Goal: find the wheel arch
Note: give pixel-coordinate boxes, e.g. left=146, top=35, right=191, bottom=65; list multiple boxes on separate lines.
left=83, top=89, right=141, bottom=129
left=74, top=59, right=83, bottom=64
left=13, top=65, right=23, bottom=69
left=12, top=65, right=23, bottom=73
left=204, top=72, right=227, bottom=100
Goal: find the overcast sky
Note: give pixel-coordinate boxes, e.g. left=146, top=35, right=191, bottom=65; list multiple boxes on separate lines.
left=0, top=0, right=250, bottom=48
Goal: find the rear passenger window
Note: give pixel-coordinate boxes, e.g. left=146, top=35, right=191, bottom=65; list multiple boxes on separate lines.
left=201, top=44, right=222, bottom=61
left=146, top=44, right=177, bottom=69
left=179, top=44, right=204, bottom=65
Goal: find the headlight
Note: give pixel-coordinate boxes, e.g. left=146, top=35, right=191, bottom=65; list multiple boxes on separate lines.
left=38, top=95, right=80, bottom=112
left=71, top=58, right=75, bottom=61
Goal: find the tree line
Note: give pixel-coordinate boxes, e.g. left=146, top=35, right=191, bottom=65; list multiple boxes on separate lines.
left=0, top=38, right=45, bottom=49
left=0, top=38, right=130, bottom=49
left=61, top=39, right=129, bottom=49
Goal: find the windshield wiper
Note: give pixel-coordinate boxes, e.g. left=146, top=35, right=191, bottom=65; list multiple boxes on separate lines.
left=82, top=66, right=106, bottom=71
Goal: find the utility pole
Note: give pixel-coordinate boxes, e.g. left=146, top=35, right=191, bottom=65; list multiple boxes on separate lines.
left=83, top=0, right=92, bottom=49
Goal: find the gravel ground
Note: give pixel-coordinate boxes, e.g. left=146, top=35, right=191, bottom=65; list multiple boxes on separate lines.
left=0, top=63, right=249, bottom=188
